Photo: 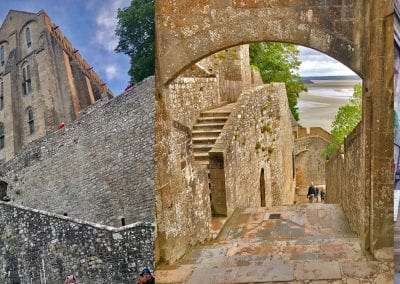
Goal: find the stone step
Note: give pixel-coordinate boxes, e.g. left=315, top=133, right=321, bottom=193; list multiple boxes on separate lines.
left=194, top=153, right=209, bottom=161
left=197, top=116, right=228, bottom=123
left=193, top=144, right=213, bottom=152
left=178, top=260, right=383, bottom=283
left=192, top=130, right=221, bottom=137
left=195, top=160, right=210, bottom=166
left=192, top=123, right=225, bottom=130
left=201, top=111, right=231, bottom=118
left=192, top=137, right=218, bottom=144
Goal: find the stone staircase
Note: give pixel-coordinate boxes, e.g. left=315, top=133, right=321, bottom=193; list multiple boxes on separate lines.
left=192, top=103, right=236, bottom=165
left=156, top=204, right=393, bottom=283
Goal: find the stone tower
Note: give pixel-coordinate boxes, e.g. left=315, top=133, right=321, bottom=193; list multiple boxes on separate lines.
left=0, top=10, right=113, bottom=162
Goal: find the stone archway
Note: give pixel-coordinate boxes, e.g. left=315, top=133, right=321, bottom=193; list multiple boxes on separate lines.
left=155, top=0, right=393, bottom=261
left=156, top=1, right=363, bottom=86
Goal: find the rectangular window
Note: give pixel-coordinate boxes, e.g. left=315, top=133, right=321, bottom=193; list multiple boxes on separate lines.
left=0, top=126, right=4, bottom=149
left=26, top=65, right=32, bottom=93
left=26, top=28, right=32, bottom=48
left=28, top=110, right=35, bottom=134
left=0, top=46, right=4, bottom=66
left=0, top=82, right=3, bottom=110
left=22, top=67, right=27, bottom=95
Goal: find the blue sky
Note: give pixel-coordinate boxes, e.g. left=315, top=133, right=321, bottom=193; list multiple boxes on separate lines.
left=0, top=0, right=131, bottom=95
left=0, top=1, right=357, bottom=96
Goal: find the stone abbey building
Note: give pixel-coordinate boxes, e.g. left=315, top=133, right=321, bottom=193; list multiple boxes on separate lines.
left=0, top=10, right=113, bottom=162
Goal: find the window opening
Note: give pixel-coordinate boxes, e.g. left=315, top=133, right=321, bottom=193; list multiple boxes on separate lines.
left=26, top=65, right=32, bottom=92
left=22, top=65, right=32, bottom=94
left=0, top=82, right=3, bottom=110
left=0, top=124, right=4, bottom=149
left=28, top=109, right=34, bottom=134
left=0, top=46, right=4, bottom=66
left=26, top=27, right=31, bottom=48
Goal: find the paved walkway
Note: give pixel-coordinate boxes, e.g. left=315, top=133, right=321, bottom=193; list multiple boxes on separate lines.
left=156, top=204, right=393, bottom=283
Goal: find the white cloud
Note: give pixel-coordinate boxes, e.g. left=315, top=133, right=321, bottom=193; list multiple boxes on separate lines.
left=105, top=64, right=118, bottom=80
left=93, top=0, right=131, bottom=52
left=298, top=46, right=357, bottom=77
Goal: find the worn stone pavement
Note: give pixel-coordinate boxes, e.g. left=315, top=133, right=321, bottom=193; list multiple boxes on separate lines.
left=156, top=204, right=393, bottom=283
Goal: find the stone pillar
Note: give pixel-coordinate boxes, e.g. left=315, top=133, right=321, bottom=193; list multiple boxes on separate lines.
left=364, top=0, right=394, bottom=256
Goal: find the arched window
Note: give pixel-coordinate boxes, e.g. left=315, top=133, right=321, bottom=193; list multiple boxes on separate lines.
left=26, top=27, right=31, bottom=48
left=0, top=124, right=4, bottom=149
left=0, top=81, right=3, bottom=110
left=28, top=109, right=34, bottom=134
left=22, top=65, right=32, bottom=94
left=0, top=46, right=4, bottom=66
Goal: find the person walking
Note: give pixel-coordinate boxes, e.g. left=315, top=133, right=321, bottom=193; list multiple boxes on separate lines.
left=315, top=186, right=319, bottom=203
left=320, top=189, right=326, bottom=202
left=307, top=182, right=316, bottom=203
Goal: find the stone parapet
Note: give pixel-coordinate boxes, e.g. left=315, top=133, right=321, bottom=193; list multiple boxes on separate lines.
left=0, top=201, right=154, bottom=283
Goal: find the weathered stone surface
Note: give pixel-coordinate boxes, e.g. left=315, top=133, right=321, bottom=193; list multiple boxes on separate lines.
left=0, top=77, right=155, bottom=227
left=155, top=1, right=363, bottom=86
left=157, top=204, right=392, bottom=283
left=155, top=0, right=393, bottom=268
left=295, top=262, right=341, bottom=280
left=0, top=201, right=154, bottom=283
left=294, top=128, right=331, bottom=194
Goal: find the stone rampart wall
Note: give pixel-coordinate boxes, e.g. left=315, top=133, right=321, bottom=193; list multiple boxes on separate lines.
left=168, top=77, right=220, bottom=127
left=212, top=83, right=294, bottom=215
left=294, top=136, right=330, bottom=190
left=297, top=127, right=333, bottom=142
left=155, top=76, right=221, bottom=263
left=0, top=77, right=155, bottom=227
left=325, top=148, right=344, bottom=204
left=326, top=123, right=367, bottom=244
left=0, top=202, right=154, bottom=284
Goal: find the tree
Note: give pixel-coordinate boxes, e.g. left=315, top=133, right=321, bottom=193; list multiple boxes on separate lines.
left=115, top=0, right=155, bottom=83
left=326, top=83, right=362, bottom=157
left=249, top=43, right=307, bottom=120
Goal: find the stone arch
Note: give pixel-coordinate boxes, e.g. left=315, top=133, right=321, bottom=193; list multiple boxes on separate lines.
left=156, top=1, right=363, bottom=86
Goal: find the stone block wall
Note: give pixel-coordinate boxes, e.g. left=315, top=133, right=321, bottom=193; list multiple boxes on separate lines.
left=168, top=77, right=220, bottom=127
left=325, top=148, right=344, bottom=204
left=156, top=80, right=295, bottom=264
left=0, top=77, right=155, bottom=227
left=297, top=126, right=333, bottom=142
left=211, top=83, right=294, bottom=216
left=196, top=46, right=252, bottom=103
left=0, top=201, right=154, bottom=284
left=155, top=76, right=221, bottom=263
left=294, top=136, right=331, bottom=191
left=326, top=124, right=368, bottom=246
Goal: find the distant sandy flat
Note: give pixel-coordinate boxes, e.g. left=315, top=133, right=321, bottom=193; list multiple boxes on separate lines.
left=298, top=80, right=361, bottom=132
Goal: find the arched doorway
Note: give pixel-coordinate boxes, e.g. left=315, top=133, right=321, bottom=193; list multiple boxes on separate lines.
left=260, top=169, right=266, bottom=207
